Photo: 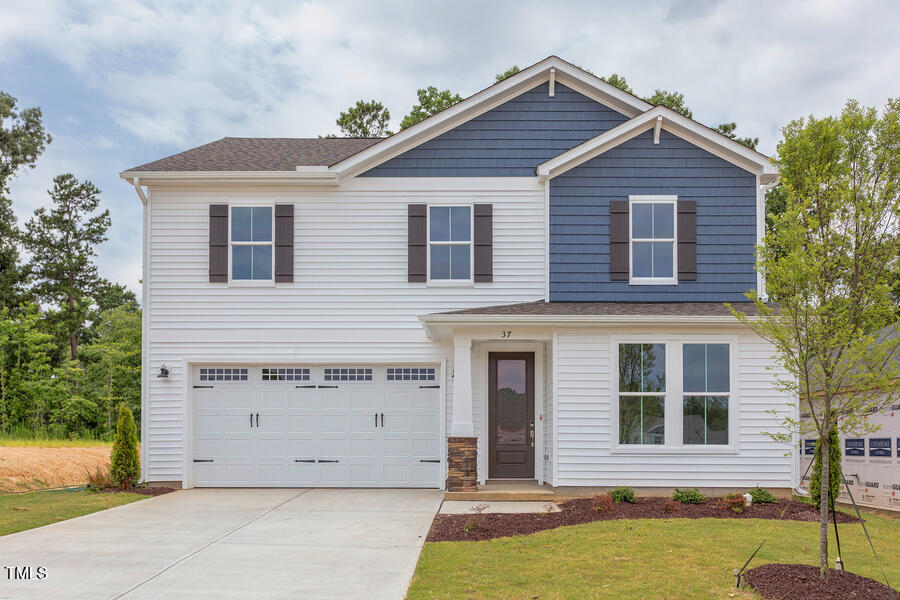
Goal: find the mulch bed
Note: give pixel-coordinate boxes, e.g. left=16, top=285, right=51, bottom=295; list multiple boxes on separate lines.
left=427, top=497, right=858, bottom=542
left=102, top=485, right=177, bottom=497
left=744, top=563, right=897, bottom=600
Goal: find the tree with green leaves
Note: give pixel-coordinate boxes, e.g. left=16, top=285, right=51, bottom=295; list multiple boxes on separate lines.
left=730, top=98, right=900, bottom=580
left=80, top=306, right=141, bottom=429
left=1, top=91, right=52, bottom=311
left=495, top=65, right=520, bottom=83
left=602, top=73, right=633, bottom=94
left=713, top=122, right=759, bottom=151
left=644, top=89, right=693, bottom=119
left=400, top=86, right=463, bottom=130
left=23, top=174, right=110, bottom=361
left=809, top=426, right=841, bottom=508
left=110, top=402, right=140, bottom=487
left=335, top=100, right=392, bottom=137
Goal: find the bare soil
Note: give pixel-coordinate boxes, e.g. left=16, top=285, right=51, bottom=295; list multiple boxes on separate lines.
left=744, top=563, right=898, bottom=600
left=427, top=496, right=858, bottom=542
left=0, top=446, right=112, bottom=492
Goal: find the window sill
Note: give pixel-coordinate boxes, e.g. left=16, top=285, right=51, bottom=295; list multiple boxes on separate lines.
left=226, top=280, right=276, bottom=288
left=609, top=445, right=738, bottom=456
left=628, top=277, right=678, bottom=286
left=426, top=280, right=475, bottom=288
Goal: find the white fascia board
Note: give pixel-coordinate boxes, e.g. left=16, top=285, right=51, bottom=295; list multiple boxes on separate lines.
left=418, top=312, right=752, bottom=340
left=330, top=56, right=652, bottom=181
left=537, top=106, right=778, bottom=180
left=118, top=170, right=340, bottom=186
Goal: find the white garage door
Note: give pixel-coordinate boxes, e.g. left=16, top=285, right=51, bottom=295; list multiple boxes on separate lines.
left=191, top=366, right=442, bottom=488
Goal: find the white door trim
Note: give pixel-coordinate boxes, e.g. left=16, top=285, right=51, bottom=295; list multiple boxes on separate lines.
left=476, top=342, right=545, bottom=485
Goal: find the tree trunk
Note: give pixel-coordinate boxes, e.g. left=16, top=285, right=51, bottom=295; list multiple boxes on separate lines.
left=819, top=430, right=830, bottom=580
left=67, top=290, right=77, bottom=361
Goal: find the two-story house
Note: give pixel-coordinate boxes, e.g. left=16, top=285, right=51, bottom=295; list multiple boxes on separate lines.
left=120, top=56, right=792, bottom=495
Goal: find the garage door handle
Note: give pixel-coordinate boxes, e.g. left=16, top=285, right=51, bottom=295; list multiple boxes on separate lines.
left=193, top=459, right=214, bottom=463
left=375, top=412, right=378, bottom=428
left=381, top=412, right=384, bottom=427
left=294, top=459, right=316, bottom=463
left=420, top=459, right=440, bottom=463
left=256, top=412, right=259, bottom=427
left=419, top=385, right=440, bottom=389
left=250, top=412, right=253, bottom=427
left=317, top=459, right=339, bottom=463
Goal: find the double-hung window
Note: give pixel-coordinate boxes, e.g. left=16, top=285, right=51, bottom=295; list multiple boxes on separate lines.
left=429, top=206, right=471, bottom=281
left=231, top=206, right=273, bottom=281
left=682, top=343, right=730, bottom=445
left=618, top=343, right=666, bottom=445
left=630, top=196, right=676, bottom=283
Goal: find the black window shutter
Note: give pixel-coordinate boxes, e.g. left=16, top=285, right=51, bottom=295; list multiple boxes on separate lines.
left=408, top=204, right=427, bottom=282
left=209, top=204, right=228, bottom=282
left=677, top=201, right=697, bottom=281
left=609, top=200, right=629, bottom=281
left=473, top=204, right=493, bottom=282
left=274, top=204, right=294, bottom=283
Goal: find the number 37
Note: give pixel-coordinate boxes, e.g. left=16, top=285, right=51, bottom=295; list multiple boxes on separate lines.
left=501, top=330, right=512, bottom=338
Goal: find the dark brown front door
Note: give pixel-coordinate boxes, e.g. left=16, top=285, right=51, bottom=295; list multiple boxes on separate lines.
left=488, top=352, right=535, bottom=479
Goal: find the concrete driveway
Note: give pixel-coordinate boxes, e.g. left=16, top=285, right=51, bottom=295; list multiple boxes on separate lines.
left=0, top=488, right=442, bottom=600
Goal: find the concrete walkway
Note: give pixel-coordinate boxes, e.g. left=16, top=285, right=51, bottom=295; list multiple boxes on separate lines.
left=0, top=488, right=442, bottom=600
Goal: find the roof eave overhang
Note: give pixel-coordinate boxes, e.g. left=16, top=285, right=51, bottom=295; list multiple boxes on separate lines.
left=329, top=56, right=652, bottom=181
left=119, top=170, right=341, bottom=186
left=418, top=312, right=753, bottom=341
left=536, top=105, right=778, bottom=182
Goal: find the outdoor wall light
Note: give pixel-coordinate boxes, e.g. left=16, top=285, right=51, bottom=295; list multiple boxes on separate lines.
left=158, top=364, right=170, bottom=379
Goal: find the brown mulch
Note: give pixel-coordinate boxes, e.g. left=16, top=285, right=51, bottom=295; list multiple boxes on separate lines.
left=114, top=486, right=177, bottom=497
left=427, top=497, right=858, bottom=542
left=744, top=563, right=898, bottom=600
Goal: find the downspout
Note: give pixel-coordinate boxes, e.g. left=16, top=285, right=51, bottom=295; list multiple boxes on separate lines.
left=130, top=177, right=150, bottom=482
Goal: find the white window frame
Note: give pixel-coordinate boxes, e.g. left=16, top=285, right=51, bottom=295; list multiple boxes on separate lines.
left=426, top=203, right=474, bottom=286
left=615, top=341, right=669, bottom=447
left=628, top=195, right=678, bottom=285
left=228, top=204, right=275, bottom=285
left=681, top=342, right=732, bottom=447
left=610, top=335, right=738, bottom=455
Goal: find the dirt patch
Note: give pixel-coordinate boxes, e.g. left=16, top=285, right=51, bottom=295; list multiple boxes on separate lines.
left=0, top=446, right=112, bottom=492
left=744, top=563, right=897, bottom=600
left=427, top=497, right=858, bottom=542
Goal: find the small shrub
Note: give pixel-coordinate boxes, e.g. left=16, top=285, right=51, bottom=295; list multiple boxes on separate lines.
left=470, top=503, right=489, bottom=514
left=608, top=486, right=635, bottom=503
left=672, top=488, right=706, bottom=504
left=721, top=492, right=744, bottom=514
left=662, top=498, right=679, bottom=514
left=747, top=486, right=778, bottom=504
left=84, top=465, right=114, bottom=490
left=110, top=403, right=140, bottom=488
left=593, top=493, right=614, bottom=512
left=462, top=517, right=483, bottom=534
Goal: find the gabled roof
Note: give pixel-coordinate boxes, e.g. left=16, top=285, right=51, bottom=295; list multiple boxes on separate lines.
left=328, top=56, right=654, bottom=179
left=434, top=300, right=773, bottom=317
left=125, top=137, right=382, bottom=172
left=536, top=105, right=778, bottom=183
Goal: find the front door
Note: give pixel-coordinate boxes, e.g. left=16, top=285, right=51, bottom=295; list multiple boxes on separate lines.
left=488, top=352, right=535, bottom=479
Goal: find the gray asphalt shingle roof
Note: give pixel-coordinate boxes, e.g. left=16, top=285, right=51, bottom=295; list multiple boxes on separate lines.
left=436, top=300, right=775, bottom=317
left=124, top=137, right=383, bottom=172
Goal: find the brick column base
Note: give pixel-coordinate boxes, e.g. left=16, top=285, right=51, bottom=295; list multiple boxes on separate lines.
left=447, top=436, right=478, bottom=492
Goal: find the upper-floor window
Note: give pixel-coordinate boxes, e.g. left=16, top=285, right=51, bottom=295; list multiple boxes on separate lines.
left=630, top=196, right=676, bottom=284
left=231, top=206, right=273, bottom=280
left=429, top=206, right=471, bottom=281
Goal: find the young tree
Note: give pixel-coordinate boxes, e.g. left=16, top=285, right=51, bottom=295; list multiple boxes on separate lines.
left=335, top=100, right=392, bottom=137
left=809, top=426, right=841, bottom=507
left=400, top=86, right=463, bottom=130
left=0, top=91, right=52, bottom=312
left=23, top=174, right=110, bottom=360
left=730, top=98, right=900, bottom=580
left=110, top=402, right=140, bottom=487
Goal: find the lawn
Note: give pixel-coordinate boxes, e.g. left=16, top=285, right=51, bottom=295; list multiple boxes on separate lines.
left=0, top=488, right=145, bottom=536
left=407, top=512, right=900, bottom=599
left=0, top=437, right=112, bottom=448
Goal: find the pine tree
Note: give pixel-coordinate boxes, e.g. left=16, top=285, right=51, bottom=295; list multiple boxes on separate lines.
left=110, top=403, right=140, bottom=487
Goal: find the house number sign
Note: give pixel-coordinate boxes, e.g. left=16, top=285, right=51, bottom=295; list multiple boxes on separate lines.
left=501, top=330, right=512, bottom=338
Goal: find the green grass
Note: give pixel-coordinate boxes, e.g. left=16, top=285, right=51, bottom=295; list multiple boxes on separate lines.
left=0, top=488, right=145, bottom=536
left=408, top=514, right=900, bottom=600
left=0, top=437, right=113, bottom=448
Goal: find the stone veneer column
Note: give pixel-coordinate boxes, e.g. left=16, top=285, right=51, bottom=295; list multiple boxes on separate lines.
left=447, top=436, right=478, bottom=492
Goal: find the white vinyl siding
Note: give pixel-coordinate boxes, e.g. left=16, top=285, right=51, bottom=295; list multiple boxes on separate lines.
left=555, top=329, right=792, bottom=489
left=144, top=178, right=545, bottom=483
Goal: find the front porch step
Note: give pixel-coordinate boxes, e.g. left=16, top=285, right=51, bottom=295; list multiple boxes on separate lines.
left=445, top=480, right=558, bottom=501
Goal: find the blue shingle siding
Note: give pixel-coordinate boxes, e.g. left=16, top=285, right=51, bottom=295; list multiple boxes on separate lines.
left=549, top=129, right=758, bottom=302
left=360, top=83, right=629, bottom=177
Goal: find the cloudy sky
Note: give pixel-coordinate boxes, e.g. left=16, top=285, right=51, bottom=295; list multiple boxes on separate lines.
left=2, top=0, right=898, bottom=296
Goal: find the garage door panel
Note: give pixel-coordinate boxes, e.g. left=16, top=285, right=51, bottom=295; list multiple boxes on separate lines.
left=192, top=365, right=441, bottom=488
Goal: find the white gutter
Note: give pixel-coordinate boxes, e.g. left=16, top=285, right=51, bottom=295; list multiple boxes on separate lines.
left=119, top=170, right=340, bottom=186
left=128, top=177, right=150, bottom=481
